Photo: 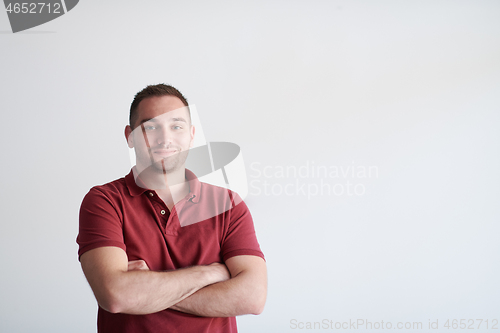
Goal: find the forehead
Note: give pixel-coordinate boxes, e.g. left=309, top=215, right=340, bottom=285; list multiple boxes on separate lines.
left=135, top=95, right=189, bottom=124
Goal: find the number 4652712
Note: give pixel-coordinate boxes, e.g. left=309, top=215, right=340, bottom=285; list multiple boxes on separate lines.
left=6, top=3, right=62, bottom=14
left=444, top=319, right=498, bottom=330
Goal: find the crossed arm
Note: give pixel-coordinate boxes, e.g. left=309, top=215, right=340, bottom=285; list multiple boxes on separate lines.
left=80, top=246, right=267, bottom=316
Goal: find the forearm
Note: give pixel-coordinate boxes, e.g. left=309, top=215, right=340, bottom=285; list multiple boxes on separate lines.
left=80, top=247, right=229, bottom=315
left=104, top=266, right=214, bottom=315
left=170, top=276, right=260, bottom=317
left=170, top=259, right=267, bottom=317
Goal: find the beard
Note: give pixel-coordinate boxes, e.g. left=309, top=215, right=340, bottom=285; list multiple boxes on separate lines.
left=133, top=148, right=190, bottom=189
left=150, top=149, right=189, bottom=175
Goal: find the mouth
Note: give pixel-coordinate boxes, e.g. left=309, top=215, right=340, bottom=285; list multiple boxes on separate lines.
left=151, top=149, right=178, bottom=158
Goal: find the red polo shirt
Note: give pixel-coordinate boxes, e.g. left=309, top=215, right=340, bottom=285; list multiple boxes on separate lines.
left=77, top=169, right=264, bottom=333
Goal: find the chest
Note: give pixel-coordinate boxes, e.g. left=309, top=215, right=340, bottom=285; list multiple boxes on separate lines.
left=121, top=195, right=227, bottom=270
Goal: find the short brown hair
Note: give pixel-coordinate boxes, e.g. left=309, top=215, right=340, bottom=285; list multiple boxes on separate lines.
left=129, top=84, right=189, bottom=129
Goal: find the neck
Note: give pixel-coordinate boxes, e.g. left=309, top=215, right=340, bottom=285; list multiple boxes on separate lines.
left=133, top=165, right=189, bottom=210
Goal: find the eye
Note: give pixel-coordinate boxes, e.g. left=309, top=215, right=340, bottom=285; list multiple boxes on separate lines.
left=144, top=125, right=156, bottom=131
left=173, top=125, right=183, bottom=130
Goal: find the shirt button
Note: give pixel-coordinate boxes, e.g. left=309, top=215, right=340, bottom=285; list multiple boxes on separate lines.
left=160, top=210, right=166, bottom=215
left=149, top=192, right=154, bottom=197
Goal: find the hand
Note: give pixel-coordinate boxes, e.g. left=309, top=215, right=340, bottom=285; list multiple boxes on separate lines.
left=208, top=262, right=231, bottom=283
left=128, top=260, right=150, bottom=271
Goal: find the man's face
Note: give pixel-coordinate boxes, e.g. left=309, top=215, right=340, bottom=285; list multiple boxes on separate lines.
left=126, top=95, right=195, bottom=174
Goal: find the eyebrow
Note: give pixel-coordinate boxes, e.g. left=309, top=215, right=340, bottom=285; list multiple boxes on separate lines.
left=171, top=117, right=188, bottom=123
left=139, top=117, right=188, bottom=125
left=139, top=118, right=154, bottom=125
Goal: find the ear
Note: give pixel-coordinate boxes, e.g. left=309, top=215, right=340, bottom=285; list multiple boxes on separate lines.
left=125, top=125, right=134, bottom=148
left=189, top=125, right=196, bottom=148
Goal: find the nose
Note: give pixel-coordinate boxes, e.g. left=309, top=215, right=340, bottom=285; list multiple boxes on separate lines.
left=154, top=127, right=172, bottom=147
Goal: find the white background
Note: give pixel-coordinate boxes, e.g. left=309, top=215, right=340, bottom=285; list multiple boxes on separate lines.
left=1, top=1, right=499, bottom=332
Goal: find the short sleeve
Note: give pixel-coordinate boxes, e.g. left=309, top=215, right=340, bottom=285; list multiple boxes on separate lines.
left=77, top=187, right=126, bottom=259
left=220, top=193, right=265, bottom=262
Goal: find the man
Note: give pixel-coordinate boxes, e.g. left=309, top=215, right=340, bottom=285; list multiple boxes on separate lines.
left=77, top=84, right=267, bottom=333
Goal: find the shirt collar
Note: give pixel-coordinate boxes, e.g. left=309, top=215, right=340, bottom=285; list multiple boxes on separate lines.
left=125, top=168, right=201, bottom=204
left=125, top=168, right=148, bottom=197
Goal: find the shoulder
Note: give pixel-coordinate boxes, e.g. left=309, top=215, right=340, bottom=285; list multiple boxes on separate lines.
left=81, top=175, right=130, bottom=209
left=88, top=176, right=128, bottom=196
left=79, top=175, right=134, bottom=229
